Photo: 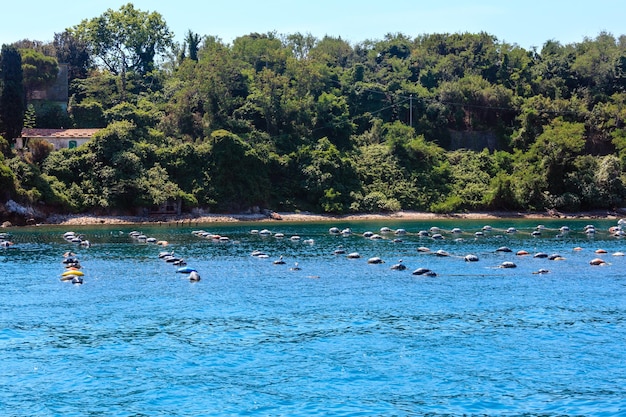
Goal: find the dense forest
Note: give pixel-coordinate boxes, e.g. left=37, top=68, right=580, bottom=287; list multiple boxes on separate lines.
left=2, top=3, right=626, bottom=221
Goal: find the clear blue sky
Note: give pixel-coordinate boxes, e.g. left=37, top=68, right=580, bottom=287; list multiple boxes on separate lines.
left=1, top=0, right=625, bottom=50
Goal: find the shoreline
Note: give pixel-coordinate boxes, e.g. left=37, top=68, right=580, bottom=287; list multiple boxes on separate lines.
left=34, top=209, right=626, bottom=227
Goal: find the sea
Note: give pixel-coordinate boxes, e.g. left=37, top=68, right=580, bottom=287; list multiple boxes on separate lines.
left=1, top=218, right=625, bottom=416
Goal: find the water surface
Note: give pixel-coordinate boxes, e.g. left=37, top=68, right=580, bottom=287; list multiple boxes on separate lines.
left=1, top=219, right=625, bottom=416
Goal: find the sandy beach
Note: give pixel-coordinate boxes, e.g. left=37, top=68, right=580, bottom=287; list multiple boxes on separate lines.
left=40, top=209, right=626, bottom=226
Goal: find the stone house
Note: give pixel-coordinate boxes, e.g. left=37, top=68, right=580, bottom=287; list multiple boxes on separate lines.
left=18, top=128, right=101, bottom=150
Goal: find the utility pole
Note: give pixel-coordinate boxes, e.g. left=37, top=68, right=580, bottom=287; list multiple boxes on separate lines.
left=409, top=94, right=413, bottom=128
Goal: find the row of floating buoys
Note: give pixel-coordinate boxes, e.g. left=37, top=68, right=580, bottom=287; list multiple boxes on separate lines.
left=249, top=229, right=314, bottom=243
left=248, top=223, right=625, bottom=277
left=250, top=250, right=302, bottom=271
left=334, top=241, right=625, bottom=276
left=333, top=249, right=441, bottom=275
left=158, top=250, right=200, bottom=281
left=0, top=232, right=13, bottom=248
left=326, top=221, right=626, bottom=239
left=159, top=250, right=186, bottom=266
left=60, top=250, right=84, bottom=285
left=192, top=230, right=230, bottom=243
left=63, top=231, right=90, bottom=247
left=60, top=231, right=90, bottom=284
left=129, top=230, right=168, bottom=246
left=324, top=221, right=626, bottom=274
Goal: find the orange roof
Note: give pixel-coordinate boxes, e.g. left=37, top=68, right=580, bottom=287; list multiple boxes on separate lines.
left=21, top=128, right=101, bottom=138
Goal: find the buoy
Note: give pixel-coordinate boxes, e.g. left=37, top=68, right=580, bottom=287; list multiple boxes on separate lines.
left=60, top=274, right=78, bottom=282
left=412, top=268, right=436, bottom=276
left=390, top=260, right=407, bottom=270
left=500, top=261, right=517, bottom=268
left=367, top=257, right=384, bottom=264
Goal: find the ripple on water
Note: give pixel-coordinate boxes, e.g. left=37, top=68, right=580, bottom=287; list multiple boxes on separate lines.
left=1, top=220, right=625, bottom=415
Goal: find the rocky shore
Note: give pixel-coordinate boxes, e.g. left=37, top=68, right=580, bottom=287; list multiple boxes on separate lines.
left=1, top=196, right=625, bottom=228
left=28, top=209, right=626, bottom=227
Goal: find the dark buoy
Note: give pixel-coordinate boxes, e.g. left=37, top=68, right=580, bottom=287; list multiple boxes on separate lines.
left=464, top=254, right=479, bottom=262
left=390, top=260, right=406, bottom=270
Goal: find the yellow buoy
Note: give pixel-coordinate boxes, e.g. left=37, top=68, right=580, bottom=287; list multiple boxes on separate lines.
left=62, top=270, right=84, bottom=277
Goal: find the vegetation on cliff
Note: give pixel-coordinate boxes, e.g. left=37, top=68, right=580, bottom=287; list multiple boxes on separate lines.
left=1, top=4, right=626, bottom=218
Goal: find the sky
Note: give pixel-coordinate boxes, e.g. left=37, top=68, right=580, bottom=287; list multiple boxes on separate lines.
left=1, top=0, right=625, bottom=50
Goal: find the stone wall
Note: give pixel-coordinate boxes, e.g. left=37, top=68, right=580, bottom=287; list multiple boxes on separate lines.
left=30, top=63, right=69, bottom=109
left=448, top=130, right=500, bottom=152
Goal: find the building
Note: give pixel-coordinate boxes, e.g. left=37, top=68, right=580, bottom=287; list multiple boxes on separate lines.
left=18, top=128, right=101, bottom=150
left=30, top=64, right=69, bottom=111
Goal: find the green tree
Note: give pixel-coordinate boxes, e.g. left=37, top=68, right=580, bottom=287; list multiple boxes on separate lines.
left=444, top=149, right=496, bottom=210
left=0, top=44, right=25, bottom=153
left=54, top=29, right=91, bottom=80
left=512, top=118, right=587, bottom=209
left=309, top=36, right=354, bottom=68
left=209, top=130, right=271, bottom=211
left=298, top=137, right=359, bottom=212
left=136, top=163, right=184, bottom=207
left=571, top=32, right=621, bottom=102
left=594, top=155, right=625, bottom=208
left=532, top=40, right=576, bottom=99
left=162, top=37, right=249, bottom=139
left=19, top=48, right=58, bottom=100
left=314, top=92, right=355, bottom=149
left=74, top=3, right=173, bottom=95
left=231, top=32, right=287, bottom=73
left=0, top=155, right=16, bottom=201
left=184, top=30, right=201, bottom=62
left=23, top=104, right=36, bottom=128
left=285, top=32, right=317, bottom=60
left=438, top=74, right=514, bottom=130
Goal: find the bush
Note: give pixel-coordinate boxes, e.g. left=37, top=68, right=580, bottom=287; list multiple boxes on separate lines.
left=430, top=195, right=463, bottom=213
left=71, top=99, right=105, bottom=128
left=0, top=136, right=11, bottom=158
left=359, top=191, right=401, bottom=213
left=547, top=192, right=581, bottom=211
left=33, top=102, right=72, bottom=128
left=28, top=138, right=54, bottom=165
left=0, top=162, right=16, bottom=201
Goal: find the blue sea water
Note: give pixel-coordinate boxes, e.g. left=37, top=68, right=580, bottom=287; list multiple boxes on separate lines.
left=1, top=218, right=625, bottom=416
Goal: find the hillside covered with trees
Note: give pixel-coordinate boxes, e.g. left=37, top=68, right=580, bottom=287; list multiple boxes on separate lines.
left=2, top=3, right=626, bottom=222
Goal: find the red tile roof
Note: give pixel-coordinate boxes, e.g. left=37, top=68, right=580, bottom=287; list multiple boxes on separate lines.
left=21, top=128, right=101, bottom=138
